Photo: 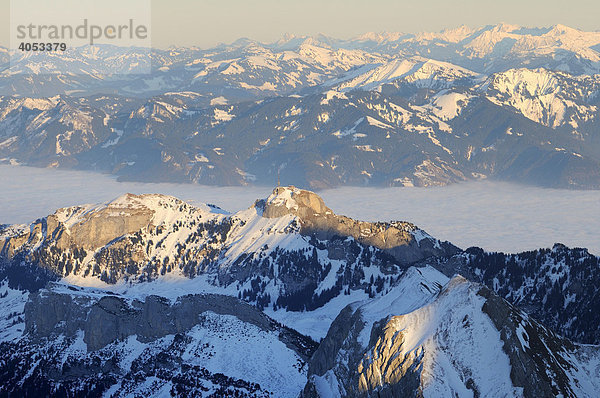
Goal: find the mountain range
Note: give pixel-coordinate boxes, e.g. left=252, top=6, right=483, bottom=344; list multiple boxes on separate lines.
left=2, top=23, right=600, bottom=188
left=2, top=24, right=600, bottom=395
left=1, top=186, right=599, bottom=396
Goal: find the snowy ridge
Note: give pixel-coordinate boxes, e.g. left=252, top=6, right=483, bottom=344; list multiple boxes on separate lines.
left=358, top=275, right=520, bottom=397
left=304, top=266, right=600, bottom=397
left=0, top=187, right=456, bottom=316
left=332, top=57, right=481, bottom=92
left=485, top=68, right=599, bottom=127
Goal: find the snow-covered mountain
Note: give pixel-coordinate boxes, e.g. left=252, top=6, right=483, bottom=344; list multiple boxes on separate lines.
left=484, top=68, right=600, bottom=128
left=3, top=23, right=600, bottom=98
left=2, top=23, right=600, bottom=189
left=0, top=187, right=457, bottom=313
left=329, top=57, right=483, bottom=93
left=345, top=23, right=600, bottom=75
left=429, top=244, right=600, bottom=345
left=1, top=41, right=385, bottom=99
left=1, top=187, right=599, bottom=396
left=302, top=268, right=600, bottom=397
left=4, top=68, right=600, bottom=189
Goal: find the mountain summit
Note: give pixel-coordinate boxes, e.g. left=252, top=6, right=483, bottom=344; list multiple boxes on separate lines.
left=1, top=187, right=599, bottom=396
left=0, top=187, right=457, bottom=309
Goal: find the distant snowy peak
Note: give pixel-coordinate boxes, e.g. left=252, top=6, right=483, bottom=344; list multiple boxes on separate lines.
left=414, top=24, right=477, bottom=43
left=332, top=57, right=481, bottom=92
left=459, top=23, right=600, bottom=59
left=271, top=33, right=338, bottom=50
left=353, top=31, right=411, bottom=44
left=296, top=43, right=384, bottom=71
left=4, top=23, right=600, bottom=99
left=485, top=68, right=600, bottom=127
left=345, top=23, right=600, bottom=75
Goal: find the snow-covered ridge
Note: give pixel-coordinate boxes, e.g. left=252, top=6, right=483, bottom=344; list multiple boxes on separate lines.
left=305, top=266, right=600, bottom=397
left=484, top=68, right=599, bottom=127
left=0, top=186, right=461, bottom=342
left=332, top=57, right=481, bottom=92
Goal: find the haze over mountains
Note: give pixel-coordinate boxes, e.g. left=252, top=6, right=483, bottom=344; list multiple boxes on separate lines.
left=2, top=23, right=600, bottom=189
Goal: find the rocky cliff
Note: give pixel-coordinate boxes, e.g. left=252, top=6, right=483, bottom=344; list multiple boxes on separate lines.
left=257, top=186, right=457, bottom=262
left=302, top=267, right=600, bottom=397
left=1, top=283, right=316, bottom=397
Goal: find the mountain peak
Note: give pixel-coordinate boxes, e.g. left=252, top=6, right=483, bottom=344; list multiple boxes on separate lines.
left=354, top=31, right=407, bottom=43
left=548, top=23, right=581, bottom=36
left=254, top=186, right=457, bottom=262
left=104, top=192, right=179, bottom=209
left=491, top=22, right=521, bottom=33
left=260, top=186, right=330, bottom=219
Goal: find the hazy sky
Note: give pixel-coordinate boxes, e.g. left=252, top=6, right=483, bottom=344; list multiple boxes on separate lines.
left=1, top=0, right=599, bottom=48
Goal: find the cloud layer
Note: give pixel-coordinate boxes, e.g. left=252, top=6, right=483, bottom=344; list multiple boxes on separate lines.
left=1, top=165, right=598, bottom=255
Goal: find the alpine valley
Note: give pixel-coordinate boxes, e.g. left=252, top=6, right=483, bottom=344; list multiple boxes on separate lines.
left=3, top=23, right=600, bottom=188
left=0, top=186, right=599, bottom=397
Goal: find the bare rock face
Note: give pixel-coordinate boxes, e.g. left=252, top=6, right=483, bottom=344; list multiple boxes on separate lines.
left=258, top=186, right=458, bottom=263
left=24, top=284, right=316, bottom=357
left=0, top=193, right=155, bottom=255
left=261, top=186, right=330, bottom=219
left=0, top=232, right=29, bottom=258
left=301, top=271, right=599, bottom=398
left=68, top=209, right=153, bottom=251
left=3, top=285, right=317, bottom=397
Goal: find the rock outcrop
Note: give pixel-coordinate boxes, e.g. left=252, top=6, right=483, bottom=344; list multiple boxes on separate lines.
left=257, top=186, right=459, bottom=263
left=25, top=284, right=316, bottom=357
left=1, top=284, right=316, bottom=397
left=301, top=267, right=600, bottom=397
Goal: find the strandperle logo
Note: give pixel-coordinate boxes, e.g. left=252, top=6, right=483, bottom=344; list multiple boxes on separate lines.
left=15, top=19, right=149, bottom=46
left=10, top=0, right=151, bottom=75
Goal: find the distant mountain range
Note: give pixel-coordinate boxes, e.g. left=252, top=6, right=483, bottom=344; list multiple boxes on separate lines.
left=2, top=23, right=600, bottom=189
left=1, top=187, right=599, bottom=396
left=4, top=23, right=600, bottom=97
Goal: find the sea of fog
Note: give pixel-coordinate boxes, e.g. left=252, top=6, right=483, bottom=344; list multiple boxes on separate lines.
left=1, top=165, right=598, bottom=255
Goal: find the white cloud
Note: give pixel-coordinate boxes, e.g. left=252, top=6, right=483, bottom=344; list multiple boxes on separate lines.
left=319, top=182, right=600, bottom=255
